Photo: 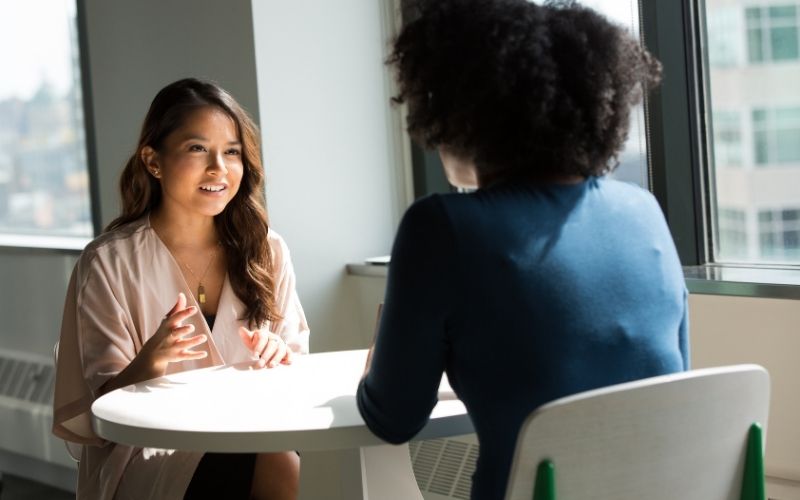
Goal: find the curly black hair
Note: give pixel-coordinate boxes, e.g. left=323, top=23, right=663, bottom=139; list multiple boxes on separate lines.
left=390, top=0, right=662, bottom=181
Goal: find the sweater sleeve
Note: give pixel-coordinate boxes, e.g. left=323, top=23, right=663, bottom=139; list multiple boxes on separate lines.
left=357, top=196, right=456, bottom=444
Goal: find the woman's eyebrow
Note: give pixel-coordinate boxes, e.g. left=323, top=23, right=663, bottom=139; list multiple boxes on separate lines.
left=179, top=134, right=240, bottom=145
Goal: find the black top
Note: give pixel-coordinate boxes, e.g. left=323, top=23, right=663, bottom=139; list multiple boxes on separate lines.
left=356, top=177, right=689, bottom=500
left=203, top=314, right=216, bottom=331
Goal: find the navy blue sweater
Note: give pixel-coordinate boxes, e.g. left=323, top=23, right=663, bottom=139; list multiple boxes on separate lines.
left=357, top=177, right=689, bottom=500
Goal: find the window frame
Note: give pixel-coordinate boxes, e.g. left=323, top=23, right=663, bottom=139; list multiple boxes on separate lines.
left=641, top=0, right=712, bottom=267
left=645, top=0, right=800, bottom=298
left=0, top=0, right=100, bottom=252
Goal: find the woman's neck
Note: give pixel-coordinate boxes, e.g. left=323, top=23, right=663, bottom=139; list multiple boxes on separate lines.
left=149, top=207, right=219, bottom=250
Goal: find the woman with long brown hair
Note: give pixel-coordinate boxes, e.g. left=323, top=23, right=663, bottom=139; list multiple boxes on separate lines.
left=53, top=78, right=308, bottom=500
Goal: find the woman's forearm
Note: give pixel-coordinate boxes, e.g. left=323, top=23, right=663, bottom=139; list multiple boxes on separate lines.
left=98, top=354, right=165, bottom=397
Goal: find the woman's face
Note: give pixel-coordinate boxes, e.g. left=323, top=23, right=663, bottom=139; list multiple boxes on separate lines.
left=143, top=106, right=244, bottom=219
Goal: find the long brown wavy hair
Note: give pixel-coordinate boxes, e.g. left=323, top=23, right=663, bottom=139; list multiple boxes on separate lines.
left=105, top=78, right=281, bottom=327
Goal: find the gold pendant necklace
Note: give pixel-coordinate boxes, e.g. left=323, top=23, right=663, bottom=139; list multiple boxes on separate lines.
left=180, top=244, right=219, bottom=304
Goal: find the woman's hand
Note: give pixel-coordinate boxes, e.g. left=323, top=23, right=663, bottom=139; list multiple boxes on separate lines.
left=99, top=293, right=206, bottom=396
left=138, top=292, right=207, bottom=377
left=239, top=327, right=293, bottom=368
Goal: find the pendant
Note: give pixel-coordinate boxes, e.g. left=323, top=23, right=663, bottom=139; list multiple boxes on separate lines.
left=198, top=284, right=206, bottom=304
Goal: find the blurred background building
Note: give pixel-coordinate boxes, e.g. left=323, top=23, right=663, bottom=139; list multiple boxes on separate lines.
left=707, top=0, right=800, bottom=263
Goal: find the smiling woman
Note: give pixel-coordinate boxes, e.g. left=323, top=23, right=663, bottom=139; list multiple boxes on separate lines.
left=142, top=108, right=244, bottom=219
left=52, top=78, right=310, bottom=500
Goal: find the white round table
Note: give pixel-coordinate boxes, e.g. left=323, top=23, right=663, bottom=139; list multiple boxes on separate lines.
left=92, top=349, right=473, bottom=500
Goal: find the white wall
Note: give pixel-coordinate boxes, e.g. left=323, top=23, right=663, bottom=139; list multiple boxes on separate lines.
left=689, top=294, right=800, bottom=488
left=0, top=251, right=75, bottom=356
left=83, top=0, right=261, bottom=226
left=251, top=1, right=408, bottom=352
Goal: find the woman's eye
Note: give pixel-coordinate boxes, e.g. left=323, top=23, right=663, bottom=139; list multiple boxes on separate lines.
left=189, top=144, right=206, bottom=152
left=226, top=149, right=241, bottom=156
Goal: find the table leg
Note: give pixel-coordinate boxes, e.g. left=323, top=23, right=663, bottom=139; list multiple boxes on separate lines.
left=298, top=443, right=423, bottom=500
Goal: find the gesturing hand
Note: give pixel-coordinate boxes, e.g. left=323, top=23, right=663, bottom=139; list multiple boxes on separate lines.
left=239, top=327, right=293, bottom=368
left=139, top=292, right=207, bottom=378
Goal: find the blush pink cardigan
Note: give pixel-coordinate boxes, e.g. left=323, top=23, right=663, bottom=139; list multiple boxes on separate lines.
left=53, top=217, right=309, bottom=500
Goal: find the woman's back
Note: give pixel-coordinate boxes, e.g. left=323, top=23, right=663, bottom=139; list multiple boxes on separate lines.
left=358, top=177, right=687, bottom=499
left=356, top=2, right=679, bottom=498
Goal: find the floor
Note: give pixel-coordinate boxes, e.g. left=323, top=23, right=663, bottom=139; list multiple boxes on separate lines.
left=0, top=473, right=74, bottom=500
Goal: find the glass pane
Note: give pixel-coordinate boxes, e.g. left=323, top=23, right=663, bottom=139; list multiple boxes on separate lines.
left=771, top=26, right=799, bottom=60
left=774, top=107, right=800, bottom=162
left=775, top=128, right=800, bottom=162
left=746, top=7, right=762, bottom=22
left=768, top=5, right=796, bottom=20
left=753, top=130, right=769, bottom=164
left=746, top=8, right=765, bottom=62
left=706, top=0, right=800, bottom=264
left=581, top=0, right=649, bottom=188
left=712, top=111, right=742, bottom=167
left=785, top=230, right=799, bottom=248
left=0, top=0, right=92, bottom=239
left=708, top=8, right=743, bottom=67
left=747, top=27, right=765, bottom=62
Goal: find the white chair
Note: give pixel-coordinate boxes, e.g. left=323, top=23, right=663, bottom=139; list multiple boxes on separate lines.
left=53, top=341, right=82, bottom=462
left=504, top=365, right=769, bottom=500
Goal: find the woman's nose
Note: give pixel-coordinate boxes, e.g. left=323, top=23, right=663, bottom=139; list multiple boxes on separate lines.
left=208, top=152, right=228, bottom=175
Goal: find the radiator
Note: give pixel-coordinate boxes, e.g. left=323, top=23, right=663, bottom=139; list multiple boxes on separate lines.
left=410, top=434, right=479, bottom=500
left=0, top=347, right=77, bottom=470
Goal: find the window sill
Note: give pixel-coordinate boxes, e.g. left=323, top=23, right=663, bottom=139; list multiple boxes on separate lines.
left=346, top=263, right=388, bottom=278
left=683, top=264, right=800, bottom=300
left=0, top=234, right=90, bottom=253
left=348, top=261, right=800, bottom=300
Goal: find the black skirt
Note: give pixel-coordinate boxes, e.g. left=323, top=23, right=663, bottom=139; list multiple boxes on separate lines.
left=183, top=452, right=256, bottom=500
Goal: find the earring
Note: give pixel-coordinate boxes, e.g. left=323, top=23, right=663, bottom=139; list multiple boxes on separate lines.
left=151, top=168, right=160, bottom=178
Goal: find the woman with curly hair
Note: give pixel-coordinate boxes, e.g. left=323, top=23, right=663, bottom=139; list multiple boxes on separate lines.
left=357, top=1, right=688, bottom=498
left=53, top=78, right=308, bottom=500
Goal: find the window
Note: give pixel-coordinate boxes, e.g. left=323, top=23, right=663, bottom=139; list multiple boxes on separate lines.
left=581, top=0, right=649, bottom=189
left=0, top=0, right=93, bottom=246
left=705, top=0, right=800, bottom=264
left=712, top=111, right=743, bottom=167
left=758, top=207, right=800, bottom=261
left=752, top=107, right=800, bottom=165
left=746, top=5, right=800, bottom=63
left=709, top=7, right=744, bottom=67
left=717, top=208, right=749, bottom=259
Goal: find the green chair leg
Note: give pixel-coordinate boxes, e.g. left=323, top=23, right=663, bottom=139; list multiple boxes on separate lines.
left=533, top=460, right=556, bottom=500
left=740, top=423, right=765, bottom=500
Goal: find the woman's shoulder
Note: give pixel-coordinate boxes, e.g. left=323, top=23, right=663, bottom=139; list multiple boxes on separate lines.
left=77, top=217, right=150, bottom=270
left=596, top=176, right=657, bottom=201
left=266, top=228, right=294, bottom=269
left=403, top=193, right=455, bottom=222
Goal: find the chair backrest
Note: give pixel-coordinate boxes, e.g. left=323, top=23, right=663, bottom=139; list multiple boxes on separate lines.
left=53, top=341, right=82, bottom=462
left=504, top=365, right=770, bottom=500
